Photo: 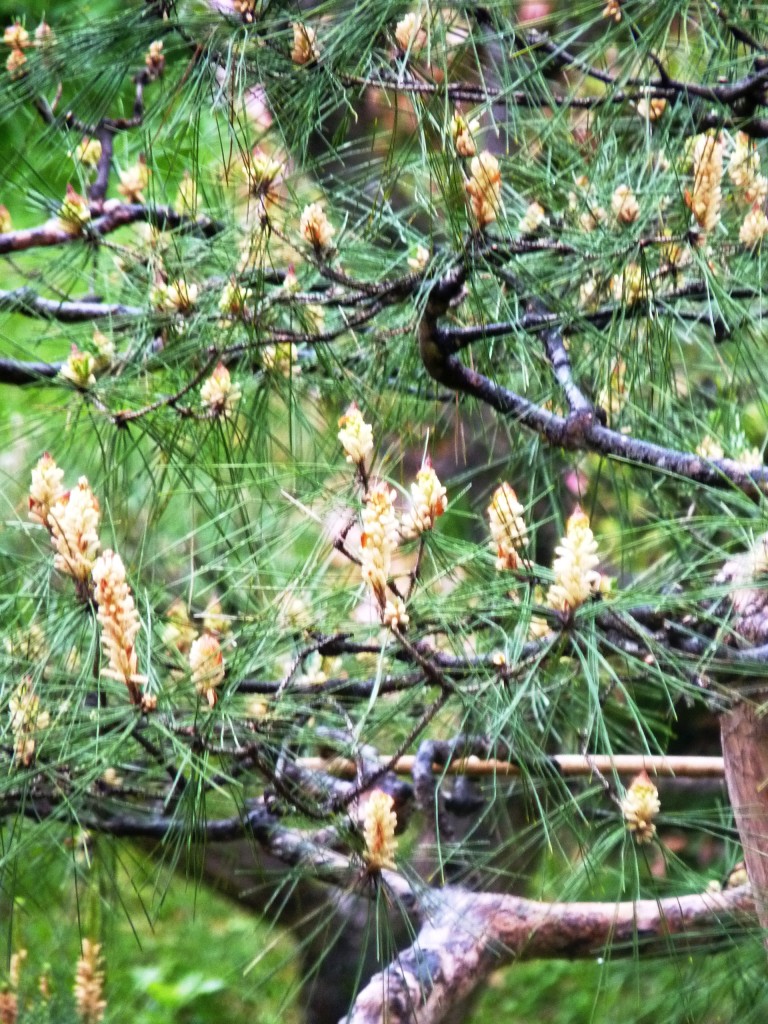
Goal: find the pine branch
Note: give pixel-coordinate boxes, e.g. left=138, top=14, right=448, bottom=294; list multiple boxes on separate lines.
left=0, top=203, right=222, bottom=256
left=337, top=70, right=768, bottom=135
left=418, top=279, right=768, bottom=497
left=0, top=287, right=142, bottom=321
left=0, top=356, right=60, bottom=384
left=345, top=886, right=755, bottom=1024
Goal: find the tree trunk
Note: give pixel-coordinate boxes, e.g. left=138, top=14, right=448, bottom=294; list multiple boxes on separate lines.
left=721, top=698, right=768, bottom=931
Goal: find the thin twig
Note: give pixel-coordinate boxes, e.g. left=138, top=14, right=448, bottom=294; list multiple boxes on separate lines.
left=0, top=287, right=142, bottom=321
left=0, top=203, right=222, bottom=256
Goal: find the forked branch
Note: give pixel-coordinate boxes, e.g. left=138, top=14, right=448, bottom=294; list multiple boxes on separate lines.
left=345, top=885, right=755, bottom=1024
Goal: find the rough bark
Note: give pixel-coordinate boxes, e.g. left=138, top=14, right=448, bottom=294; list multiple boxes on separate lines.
left=342, top=886, right=755, bottom=1024
left=721, top=699, right=768, bottom=930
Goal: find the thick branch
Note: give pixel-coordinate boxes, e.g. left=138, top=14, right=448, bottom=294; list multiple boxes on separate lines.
left=344, top=885, right=755, bottom=1024
left=8, top=792, right=420, bottom=910
left=419, top=296, right=768, bottom=497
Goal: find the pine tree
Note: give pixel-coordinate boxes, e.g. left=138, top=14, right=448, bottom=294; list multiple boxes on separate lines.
left=2, top=2, right=768, bottom=1022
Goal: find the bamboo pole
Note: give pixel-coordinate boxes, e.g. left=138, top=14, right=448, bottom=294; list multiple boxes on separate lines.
left=296, top=754, right=725, bottom=779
